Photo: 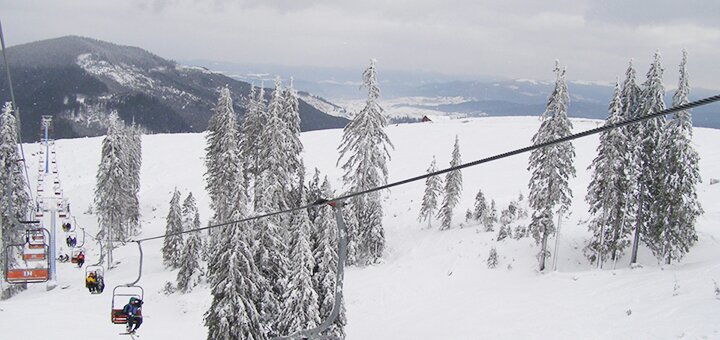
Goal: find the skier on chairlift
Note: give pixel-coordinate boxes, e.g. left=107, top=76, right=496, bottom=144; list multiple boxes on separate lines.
left=122, top=297, right=143, bottom=333
left=76, top=251, right=85, bottom=268
left=86, top=272, right=97, bottom=293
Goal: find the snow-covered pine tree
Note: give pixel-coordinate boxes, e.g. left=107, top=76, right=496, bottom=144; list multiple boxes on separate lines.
left=655, top=50, right=702, bottom=264
left=487, top=247, right=498, bottom=269
left=94, top=112, right=132, bottom=267
left=527, top=60, right=576, bottom=271
left=0, top=102, right=30, bottom=299
left=204, top=219, right=264, bottom=340
left=337, top=59, right=393, bottom=264
left=473, top=189, right=488, bottom=222
left=584, top=81, right=633, bottom=267
left=630, top=51, right=667, bottom=265
left=418, top=156, right=442, bottom=228
left=307, top=168, right=323, bottom=224
left=278, top=189, right=320, bottom=335
left=162, top=188, right=184, bottom=268
left=437, top=135, right=463, bottom=230
left=240, top=85, right=267, bottom=208
left=123, top=121, right=142, bottom=236
left=484, top=199, right=497, bottom=232
left=342, top=201, right=360, bottom=266
left=205, top=86, right=242, bottom=224
left=619, top=59, right=643, bottom=264
left=256, top=78, right=295, bottom=216
left=253, top=175, right=290, bottom=338
left=176, top=213, right=204, bottom=293
left=182, top=192, right=198, bottom=231
left=312, top=178, right=347, bottom=338
left=281, top=78, right=304, bottom=183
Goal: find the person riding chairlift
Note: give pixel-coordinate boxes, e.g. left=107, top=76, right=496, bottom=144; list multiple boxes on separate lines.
left=76, top=251, right=85, bottom=268
left=122, top=297, right=143, bottom=333
left=85, top=272, right=97, bottom=293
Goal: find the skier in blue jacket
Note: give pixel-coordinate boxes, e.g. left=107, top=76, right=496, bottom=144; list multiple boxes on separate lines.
left=122, top=297, right=143, bottom=333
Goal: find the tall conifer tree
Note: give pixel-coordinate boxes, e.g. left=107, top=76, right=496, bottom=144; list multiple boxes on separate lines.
left=655, top=50, right=702, bottom=264
left=418, top=156, right=442, bottom=228
left=437, top=136, right=463, bottom=230
left=527, top=61, right=576, bottom=271
left=585, top=82, right=632, bottom=266
left=337, top=59, right=393, bottom=264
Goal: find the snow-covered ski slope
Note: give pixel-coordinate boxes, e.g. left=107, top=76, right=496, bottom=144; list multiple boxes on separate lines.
left=2, top=116, right=719, bottom=339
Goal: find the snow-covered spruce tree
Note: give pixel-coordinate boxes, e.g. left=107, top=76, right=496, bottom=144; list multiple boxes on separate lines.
left=253, top=175, right=290, bottom=338
left=162, top=188, right=184, bottom=268
left=176, top=213, right=204, bottom=293
left=307, top=168, right=323, bottom=224
left=584, top=81, right=633, bottom=267
left=0, top=102, right=30, bottom=299
left=418, top=156, right=443, bottom=228
left=278, top=189, right=320, bottom=335
left=311, top=178, right=346, bottom=338
left=487, top=247, right=499, bottom=269
left=484, top=199, right=497, bottom=232
left=204, top=221, right=264, bottom=340
left=205, top=86, right=242, bottom=224
left=437, top=135, right=463, bottom=230
left=630, top=51, right=667, bottom=265
left=341, top=201, right=360, bottom=266
left=94, top=112, right=132, bottom=266
left=281, top=78, right=304, bottom=183
left=123, top=122, right=142, bottom=236
left=654, top=50, right=702, bottom=264
left=473, top=189, right=488, bottom=222
left=182, top=192, right=198, bottom=231
left=337, top=59, right=393, bottom=264
left=240, top=85, right=267, bottom=208
left=256, top=78, right=297, bottom=218
left=527, top=61, right=576, bottom=271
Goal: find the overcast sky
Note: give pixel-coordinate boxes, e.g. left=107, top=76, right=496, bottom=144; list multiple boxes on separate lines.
left=2, top=0, right=719, bottom=88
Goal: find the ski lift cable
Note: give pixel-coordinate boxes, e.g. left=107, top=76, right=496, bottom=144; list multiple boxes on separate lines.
left=0, top=20, right=34, bottom=204
left=132, top=93, right=720, bottom=244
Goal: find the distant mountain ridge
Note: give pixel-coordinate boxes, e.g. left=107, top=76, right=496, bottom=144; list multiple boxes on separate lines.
left=0, top=36, right=348, bottom=140
left=193, top=60, right=720, bottom=129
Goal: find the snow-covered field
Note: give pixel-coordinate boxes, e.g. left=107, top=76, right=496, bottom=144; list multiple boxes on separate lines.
left=2, top=116, right=719, bottom=339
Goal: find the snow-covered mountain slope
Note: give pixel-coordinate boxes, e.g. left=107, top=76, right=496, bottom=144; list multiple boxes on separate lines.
left=2, top=117, right=719, bottom=339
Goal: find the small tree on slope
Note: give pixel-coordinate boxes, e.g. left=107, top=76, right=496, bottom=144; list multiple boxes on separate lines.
left=437, top=135, right=463, bottom=230
left=162, top=188, right=184, bottom=268
left=418, top=156, right=443, bottom=228
left=473, top=189, right=488, bottom=222
left=527, top=61, right=576, bottom=271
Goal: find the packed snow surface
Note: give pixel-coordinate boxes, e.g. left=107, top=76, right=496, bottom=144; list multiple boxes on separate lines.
left=2, top=117, right=719, bottom=339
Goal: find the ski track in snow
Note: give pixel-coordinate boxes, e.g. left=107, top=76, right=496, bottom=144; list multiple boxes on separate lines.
left=1, top=116, right=720, bottom=339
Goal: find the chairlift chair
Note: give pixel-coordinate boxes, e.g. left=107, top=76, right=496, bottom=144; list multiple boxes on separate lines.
left=23, top=244, right=46, bottom=261
left=26, top=230, right=45, bottom=249
left=5, top=243, right=50, bottom=284
left=71, top=247, right=85, bottom=264
left=111, top=286, right=144, bottom=324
